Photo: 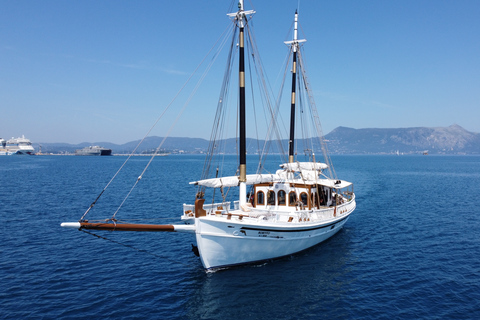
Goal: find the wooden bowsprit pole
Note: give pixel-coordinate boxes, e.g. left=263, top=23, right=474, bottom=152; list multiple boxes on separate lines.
left=61, top=222, right=195, bottom=233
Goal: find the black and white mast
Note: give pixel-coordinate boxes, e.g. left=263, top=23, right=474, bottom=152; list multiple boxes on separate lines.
left=228, top=1, right=255, bottom=206
left=285, top=10, right=306, bottom=163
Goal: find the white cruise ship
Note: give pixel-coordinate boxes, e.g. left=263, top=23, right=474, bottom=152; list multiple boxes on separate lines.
left=0, top=135, right=35, bottom=155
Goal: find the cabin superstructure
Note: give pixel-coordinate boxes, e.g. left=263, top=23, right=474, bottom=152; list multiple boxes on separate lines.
left=184, top=160, right=354, bottom=225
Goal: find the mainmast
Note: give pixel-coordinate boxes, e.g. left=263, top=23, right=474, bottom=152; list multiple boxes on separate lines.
left=228, top=1, right=255, bottom=206
left=285, top=10, right=306, bottom=163
left=238, top=1, right=247, bottom=188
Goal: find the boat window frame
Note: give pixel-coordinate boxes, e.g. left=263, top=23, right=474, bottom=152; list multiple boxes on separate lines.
left=277, top=190, right=286, bottom=206
left=300, top=192, right=309, bottom=207
left=311, top=191, right=319, bottom=208
left=317, top=185, right=326, bottom=206
left=288, top=191, right=297, bottom=206
left=256, top=190, right=265, bottom=206
left=267, top=190, right=276, bottom=206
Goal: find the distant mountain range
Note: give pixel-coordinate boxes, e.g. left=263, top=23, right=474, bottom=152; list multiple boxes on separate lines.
left=325, top=124, right=480, bottom=154
left=35, top=124, right=480, bottom=155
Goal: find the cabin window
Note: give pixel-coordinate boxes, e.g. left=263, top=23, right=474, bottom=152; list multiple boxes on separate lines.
left=300, top=192, right=308, bottom=206
left=267, top=190, right=276, bottom=205
left=316, top=192, right=322, bottom=208
left=311, top=192, right=317, bottom=208
left=288, top=191, right=297, bottom=206
left=319, top=187, right=329, bottom=206
left=278, top=190, right=286, bottom=206
left=319, top=188, right=326, bottom=206
left=256, top=191, right=265, bottom=205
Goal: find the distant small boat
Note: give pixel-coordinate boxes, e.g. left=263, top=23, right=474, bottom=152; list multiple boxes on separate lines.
left=0, top=135, right=35, bottom=155
left=75, top=146, right=112, bottom=156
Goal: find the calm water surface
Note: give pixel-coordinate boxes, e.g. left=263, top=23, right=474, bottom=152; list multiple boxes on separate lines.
left=1, top=155, right=479, bottom=319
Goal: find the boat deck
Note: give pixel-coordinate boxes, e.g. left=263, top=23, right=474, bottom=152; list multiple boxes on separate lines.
left=182, top=194, right=356, bottom=226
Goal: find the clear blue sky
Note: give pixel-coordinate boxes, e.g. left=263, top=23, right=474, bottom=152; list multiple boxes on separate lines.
left=1, top=0, right=479, bottom=144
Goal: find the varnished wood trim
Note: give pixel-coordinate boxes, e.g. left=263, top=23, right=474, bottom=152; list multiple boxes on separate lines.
left=80, top=222, right=175, bottom=232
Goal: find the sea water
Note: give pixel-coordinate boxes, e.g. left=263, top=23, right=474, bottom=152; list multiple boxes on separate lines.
left=1, top=154, right=479, bottom=319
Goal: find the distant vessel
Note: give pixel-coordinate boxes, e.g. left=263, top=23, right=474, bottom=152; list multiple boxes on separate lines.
left=0, top=135, right=35, bottom=155
left=75, top=146, right=112, bottom=156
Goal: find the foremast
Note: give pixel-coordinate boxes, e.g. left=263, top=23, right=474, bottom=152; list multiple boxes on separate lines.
left=285, top=10, right=306, bottom=163
left=228, top=1, right=255, bottom=206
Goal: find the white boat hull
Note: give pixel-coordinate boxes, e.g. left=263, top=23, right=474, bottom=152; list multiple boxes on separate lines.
left=195, top=209, right=352, bottom=270
left=0, top=150, right=33, bottom=155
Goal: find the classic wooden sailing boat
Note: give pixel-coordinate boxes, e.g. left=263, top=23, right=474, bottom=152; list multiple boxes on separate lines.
left=62, top=2, right=356, bottom=271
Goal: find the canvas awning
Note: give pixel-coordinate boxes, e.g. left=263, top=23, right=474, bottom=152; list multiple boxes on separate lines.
left=190, top=173, right=282, bottom=188
left=280, top=162, right=328, bottom=171
left=316, top=179, right=352, bottom=189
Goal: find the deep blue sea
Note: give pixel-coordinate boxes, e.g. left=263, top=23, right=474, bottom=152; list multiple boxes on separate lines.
left=1, top=154, right=479, bottom=319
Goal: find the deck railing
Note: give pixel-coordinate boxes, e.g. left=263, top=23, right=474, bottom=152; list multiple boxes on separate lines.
left=182, top=193, right=355, bottom=223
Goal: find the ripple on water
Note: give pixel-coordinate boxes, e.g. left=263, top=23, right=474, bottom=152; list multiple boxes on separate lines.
left=1, top=155, right=480, bottom=319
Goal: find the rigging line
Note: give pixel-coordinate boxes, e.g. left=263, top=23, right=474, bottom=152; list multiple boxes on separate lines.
left=247, top=22, right=277, bottom=168
left=200, top=23, right=237, bottom=188
left=80, top=23, right=233, bottom=221
left=302, top=62, right=328, bottom=166
left=227, top=0, right=235, bottom=13
left=272, top=51, right=292, bottom=148
left=209, top=38, right=234, bottom=180
left=202, top=25, right=237, bottom=163
left=297, top=68, right=310, bottom=158
left=153, top=23, right=234, bottom=185
left=297, top=50, right=336, bottom=179
left=80, top=229, right=191, bottom=267
left=257, top=47, right=291, bottom=171
left=111, top=176, right=141, bottom=220
left=245, top=27, right=262, bottom=165
left=211, top=167, right=219, bottom=205
left=283, top=20, right=296, bottom=44
left=248, top=28, right=289, bottom=171
left=246, top=0, right=256, bottom=13
left=294, top=52, right=308, bottom=159
left=272, top=48, right=292, bottom=139
left=112, top=26, right=233, bottom=220
left=302, top=79, right=316, bottom=160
